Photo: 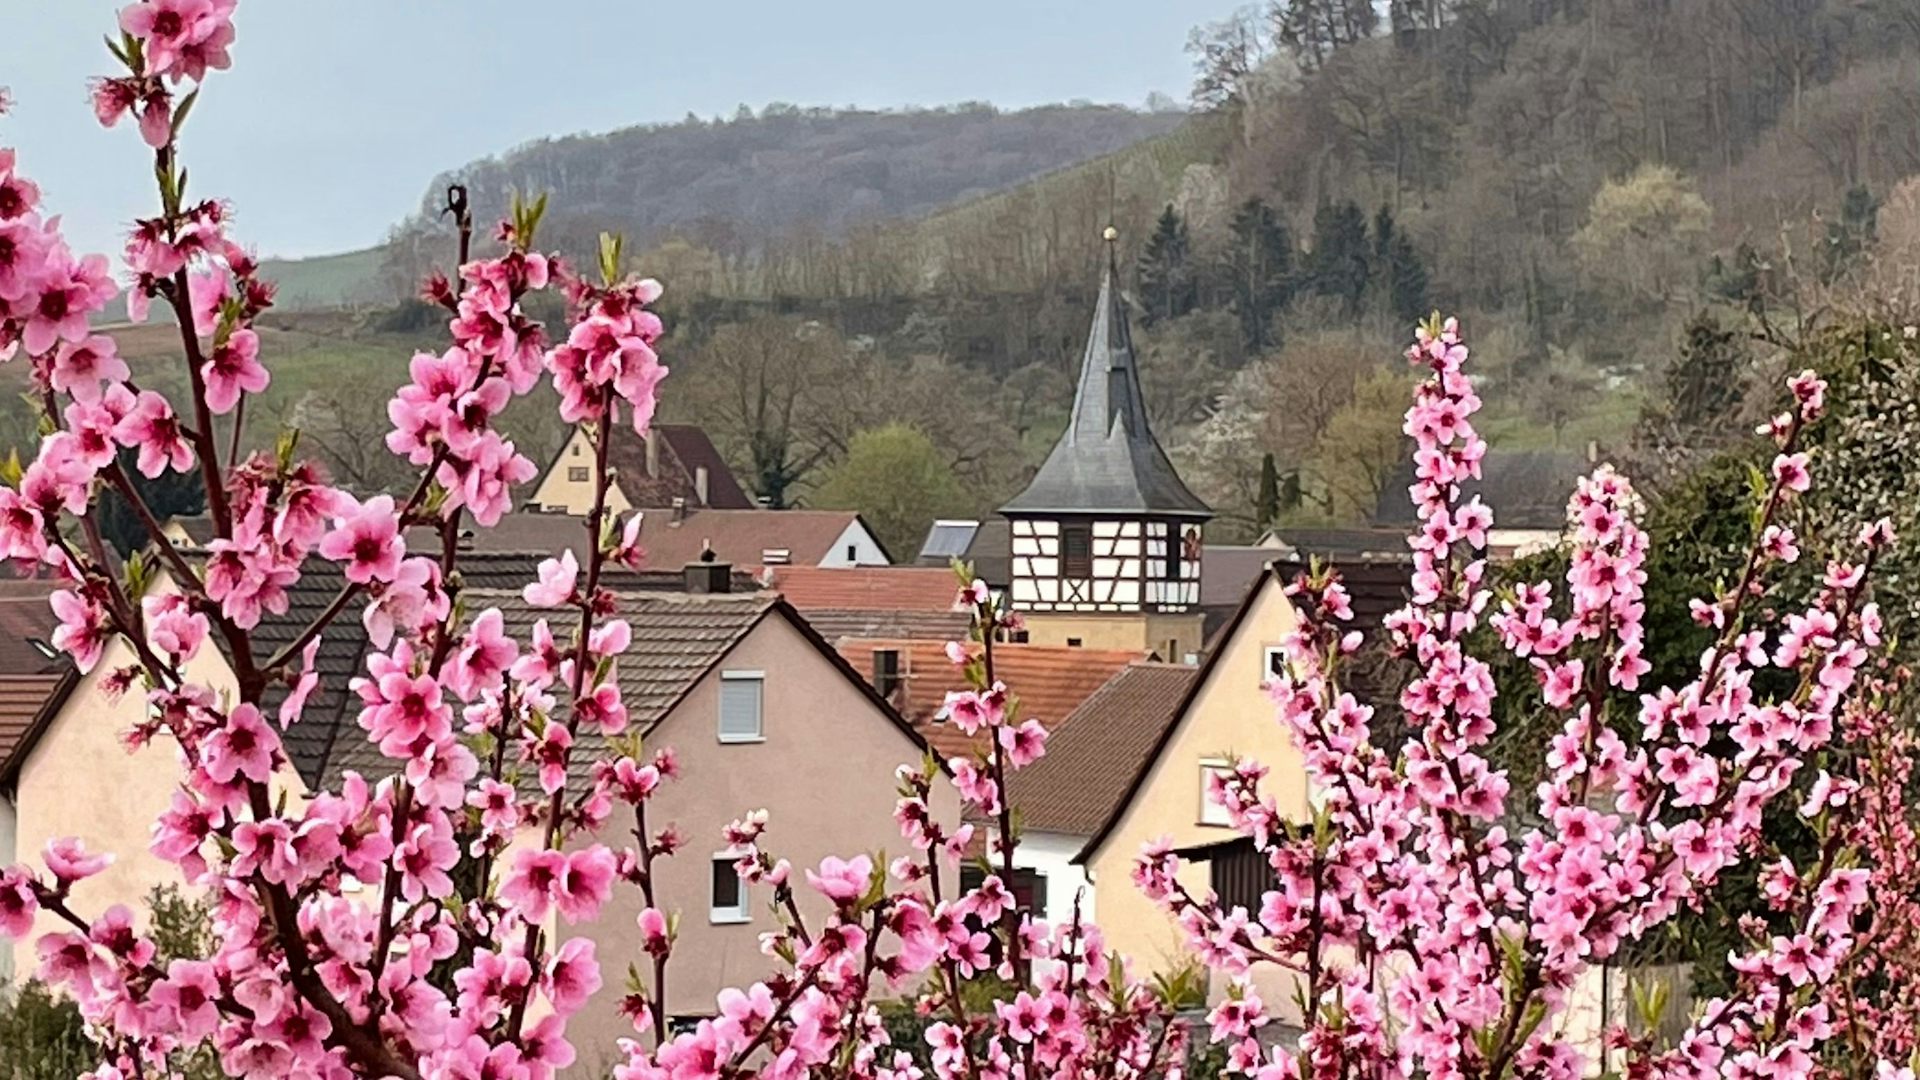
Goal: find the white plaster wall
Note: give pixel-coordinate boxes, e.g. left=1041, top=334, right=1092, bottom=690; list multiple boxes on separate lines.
left=1011, top=830, right=1095, bottom=926
left=817, top=521, right=891, bottom=567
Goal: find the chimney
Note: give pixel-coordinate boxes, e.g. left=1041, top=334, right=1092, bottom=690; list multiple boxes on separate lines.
left=695, top=466, right=710, bottom=506
left=872, top=648, right=902, bottom=699
left=670, top=496, right=687, bottom=524
left=645, top=431, right=662, bottom=477
left=684, top=558, right=732, bottom=595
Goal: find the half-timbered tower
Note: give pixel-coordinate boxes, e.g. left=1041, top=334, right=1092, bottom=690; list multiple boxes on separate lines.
left=999, top=230, right=1213, bottom=662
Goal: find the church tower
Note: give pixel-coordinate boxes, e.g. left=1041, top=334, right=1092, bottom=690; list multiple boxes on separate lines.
left=999, top=228, right=1213, bottom=662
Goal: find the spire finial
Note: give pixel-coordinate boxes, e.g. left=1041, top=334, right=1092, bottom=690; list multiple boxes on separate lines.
left=1102, top=225, right=1118, bottom=243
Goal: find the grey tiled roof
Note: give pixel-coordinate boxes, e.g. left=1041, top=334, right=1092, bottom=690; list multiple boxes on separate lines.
left=998, top=250, right=1211, bottom=519
left=211, top=550, right=734, bottom=789
left=320, top=587, right=776, bottom=792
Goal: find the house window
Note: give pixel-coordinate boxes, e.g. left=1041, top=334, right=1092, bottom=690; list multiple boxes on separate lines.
left=1062, top=524, right=1092, bottom=577
left=1200, top=759, right=1235, bottom=827
left=1163, top=522, right=1180, bottom=579
left=718, top=673, right=764, bottom=742
left=568, top=466, right=589, bottom=482
left=959, top=866, right=1051, bottom=921
left=710, top=854, right=749, bottom=923
left=1262, top=646, right=1287, bottom=685
left=846, top=544, right=858, bottom=561
left=1066, top=637, right=1083, bottom=648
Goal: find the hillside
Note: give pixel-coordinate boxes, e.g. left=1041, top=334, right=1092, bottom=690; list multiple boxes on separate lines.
left=92, top=1, right=1920, bottom=554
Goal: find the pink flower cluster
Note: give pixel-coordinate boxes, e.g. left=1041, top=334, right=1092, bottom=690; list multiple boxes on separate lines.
left=1141, top=318, right=1905, bottom=1078
left=0, top=6, right=1914, bottom=1079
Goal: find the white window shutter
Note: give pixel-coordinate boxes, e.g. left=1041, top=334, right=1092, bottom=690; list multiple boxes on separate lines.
left=719, top=675, right=763, bottom=741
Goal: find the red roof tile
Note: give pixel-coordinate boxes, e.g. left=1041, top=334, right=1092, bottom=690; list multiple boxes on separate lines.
left=836, top=639, right=1144, bottom=762
left=768, top=567, right=962, bottom=612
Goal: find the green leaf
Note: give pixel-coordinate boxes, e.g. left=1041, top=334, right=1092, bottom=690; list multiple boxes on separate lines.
left=598, top=232, right=625, bottom=287
left=170, top=88, right=200, bottom=136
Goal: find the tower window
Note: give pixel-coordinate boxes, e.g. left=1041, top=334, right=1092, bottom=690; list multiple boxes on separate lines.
left=1163, top=522, right=1180, bottom=579
left=1062, top=524, right=1092, bottom=577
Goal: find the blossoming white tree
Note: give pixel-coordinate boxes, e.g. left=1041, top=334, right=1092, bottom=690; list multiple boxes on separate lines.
left=0, top=4, right=1914, bottom=1080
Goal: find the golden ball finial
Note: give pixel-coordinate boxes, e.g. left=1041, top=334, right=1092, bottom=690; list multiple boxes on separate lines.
left=1102, top=225, right=1119, bottom=242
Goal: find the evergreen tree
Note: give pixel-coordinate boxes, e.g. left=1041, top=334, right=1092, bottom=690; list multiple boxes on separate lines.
left=1274, top=0, right=1380, bottom=70
left=1704, top=242, right=1767, bottom=314
left=1256, top=452, right=1281, bottom=528
left=1137, top=204, right=1197, bottom=326
left=1372, top=206, right=1430, bottom=325
left=1227, top=198, right=1294, bottom=352
left=97, top=447, right=206, bottom=557
left=1307, top=201, right=1370, bottom=316
left=1822, top=185, right=1879, bottom=284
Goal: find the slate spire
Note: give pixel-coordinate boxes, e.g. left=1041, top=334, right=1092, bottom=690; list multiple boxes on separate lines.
left=999, top=229, right=1212, bottom=518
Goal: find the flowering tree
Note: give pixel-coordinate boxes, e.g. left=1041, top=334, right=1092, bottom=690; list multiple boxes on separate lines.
left=0, top=5, right=1913, bottom=1080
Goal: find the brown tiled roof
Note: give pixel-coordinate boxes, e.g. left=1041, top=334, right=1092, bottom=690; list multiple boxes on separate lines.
left=0, top=589, right=61, bottom=675
left=800, top=609, right=972, bottom=644
left=606, top=424, right=755, bottom=510
left=0, top=673, right=67, bottom=776
left=1005, top=663, right=1196, bottom=836
left=837, top=639, right=1143, bottom=762
left=534, top=423, right=754, bottom=511
left=401, top=510, right=875, bottom=573
left=767, top=566, right=961, bottom=612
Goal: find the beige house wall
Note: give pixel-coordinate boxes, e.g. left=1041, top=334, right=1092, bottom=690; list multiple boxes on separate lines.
left=563, top=611, right=961, bottom=1056
left=5, top=570, right=317, bottom=981
left=529, top=427, right=633, bottom=516
left=1021, top=611, right=1206, bottom=663
left=1081, top=576, right=1307, bottom=1000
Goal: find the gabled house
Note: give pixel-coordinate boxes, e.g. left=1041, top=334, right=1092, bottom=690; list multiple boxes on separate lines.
left=0, top=564, right=311, bottom=981
left=0, top=550, right=953, bottom=1022
left=316, top=573, right=958, bottom=1047
left=527, top=422, right=755, bottom=514
left=999, top=662, right=1196, bottom=928
left=1050, top=565, right=1307, bottom=985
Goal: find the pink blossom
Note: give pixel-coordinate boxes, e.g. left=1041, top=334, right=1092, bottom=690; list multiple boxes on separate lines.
left=806, top=854, right=872, bottom=905
left=43, top=837, right=112, bottom=883
left=318, top=493, right=403, bottom=584
left=49, top=590, right=107, bottom=673
left=523, top=549, right=578, bottom=607
left=50, top=335, right=128, bottom=401
left=201, top=326, right=268, bottom=413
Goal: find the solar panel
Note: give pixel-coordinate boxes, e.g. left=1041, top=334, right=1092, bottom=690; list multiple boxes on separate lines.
left=918, top=520, right=979, bottom=561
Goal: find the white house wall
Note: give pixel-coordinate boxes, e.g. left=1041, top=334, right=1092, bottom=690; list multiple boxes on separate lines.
left=819, top=521, right=891, bottom=567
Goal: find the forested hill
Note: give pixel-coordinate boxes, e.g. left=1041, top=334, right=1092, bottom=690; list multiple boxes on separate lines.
left=360, top=104, right=1181, bottom=290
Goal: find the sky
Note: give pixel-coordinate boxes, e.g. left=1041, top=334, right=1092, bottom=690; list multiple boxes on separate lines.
left=3, top=1, right=1222, bottom=261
